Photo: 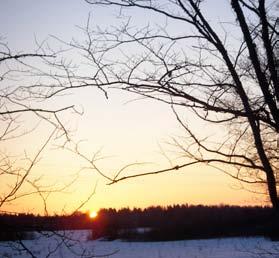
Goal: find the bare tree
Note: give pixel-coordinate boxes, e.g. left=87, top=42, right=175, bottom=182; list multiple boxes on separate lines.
left=0, top=36, right=77, bottom=212
left=0, top=30, right=115, bottom=212
left=0, top=36, right=112, bottom=257
left=75, top=0, right=279, bottom=210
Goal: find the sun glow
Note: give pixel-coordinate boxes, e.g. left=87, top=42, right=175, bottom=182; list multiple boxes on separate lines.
left=89, top=211, right=98, bottom=219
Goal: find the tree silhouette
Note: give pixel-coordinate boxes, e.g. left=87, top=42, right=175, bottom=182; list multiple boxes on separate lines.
left=0, top=36, right=105, bottom=257
left=77, top=0, right=279, bottom=210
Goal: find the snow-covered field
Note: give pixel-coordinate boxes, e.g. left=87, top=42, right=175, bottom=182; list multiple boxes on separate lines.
left=0, top=230, right=278, bottom=258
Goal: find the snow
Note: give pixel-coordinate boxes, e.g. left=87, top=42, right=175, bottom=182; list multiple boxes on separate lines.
left=0, top=230, right=278, bottom=258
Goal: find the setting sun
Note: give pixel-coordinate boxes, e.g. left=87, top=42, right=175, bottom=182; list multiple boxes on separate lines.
left=89, top=211, right=98, bottom=219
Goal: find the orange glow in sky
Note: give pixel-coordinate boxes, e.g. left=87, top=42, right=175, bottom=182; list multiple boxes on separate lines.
left=89, top=211, right=98, bottom=219
left=0, top=1, right=269, bottom=216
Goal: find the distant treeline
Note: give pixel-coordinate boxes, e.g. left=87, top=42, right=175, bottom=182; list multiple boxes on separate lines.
left=92, top=205, right=277, bottom=241
left=0, top=205, right=277, bottom=242
left=0, top=212, right=92, bottom=241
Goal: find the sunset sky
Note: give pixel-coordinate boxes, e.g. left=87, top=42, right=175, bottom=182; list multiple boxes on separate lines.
left=0, top=0, right=268, bottom=215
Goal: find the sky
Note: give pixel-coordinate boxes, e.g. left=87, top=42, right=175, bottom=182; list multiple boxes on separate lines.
left=0, top=0, right=268, bottom=215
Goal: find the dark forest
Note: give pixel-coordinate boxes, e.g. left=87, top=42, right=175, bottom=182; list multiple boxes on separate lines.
left=1, top=205, right=277, bottom=242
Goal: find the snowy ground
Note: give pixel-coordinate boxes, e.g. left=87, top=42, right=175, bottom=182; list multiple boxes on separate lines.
left=0, top=230, right=278, bottom=258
